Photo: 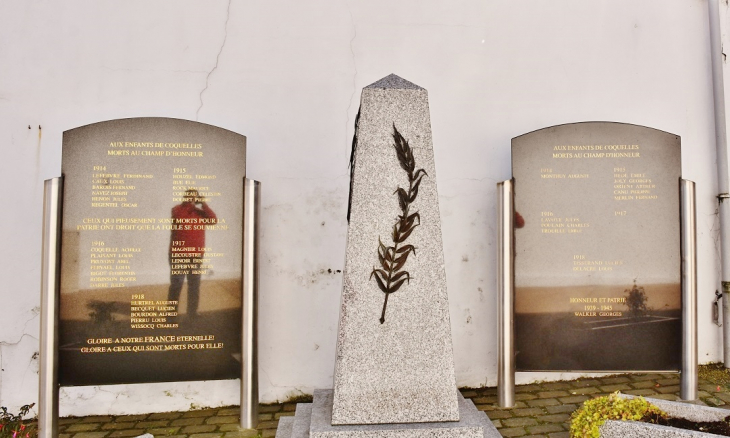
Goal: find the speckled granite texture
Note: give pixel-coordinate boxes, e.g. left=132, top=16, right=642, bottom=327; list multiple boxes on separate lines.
left=276, top=404, right=313, bottom=438
left=277, top=390, right=500, bottom=438
left=600, top=420, right=716, bottom=437
left=294, top=404, right=314, bottom=438
left=621, top=394, right=730, bottom=422
left=332, top=74, right=459, bottom=425
left=276, top=416, right=295, bottom=438
left=598, top=395, right=730, bottom=437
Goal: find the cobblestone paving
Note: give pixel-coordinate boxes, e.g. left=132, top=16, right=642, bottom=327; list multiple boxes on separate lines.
left=56, top=372, right=730, bottom=438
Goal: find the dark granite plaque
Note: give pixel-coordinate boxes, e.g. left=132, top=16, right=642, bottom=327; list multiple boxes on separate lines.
left=512, top=122, right=681, bottom=372
left=59, top=118, right=245, bottom=385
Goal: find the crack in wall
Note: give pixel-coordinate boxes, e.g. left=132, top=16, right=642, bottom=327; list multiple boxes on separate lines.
left=0, top=310, right=39, bottom=346
left=0, top=335, right=40, bottom=352
left=0, top=306, right=41, bottom=402
left=196, top=0, right=233, bottom=121
left=95, top=387, right=128, bottom=411
left=21, top=349, right=39, bottom=394
left=0, top=333, right=39, bottom=403
left=60, top=387, right=100, bottom=403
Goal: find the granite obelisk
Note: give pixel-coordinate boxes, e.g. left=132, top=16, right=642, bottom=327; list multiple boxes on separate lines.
left=332, top=74, right=459, bottom=425
left=275, top=74, right=499, bottom=438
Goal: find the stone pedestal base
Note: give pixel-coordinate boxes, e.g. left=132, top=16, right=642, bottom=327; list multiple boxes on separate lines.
left=275, top=389, right=500, bottom=438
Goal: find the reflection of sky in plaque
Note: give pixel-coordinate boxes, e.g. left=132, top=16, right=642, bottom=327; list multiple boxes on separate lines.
left=513, top=123, right=681, bottom=288
left=61, top=118, right=246, bottom=290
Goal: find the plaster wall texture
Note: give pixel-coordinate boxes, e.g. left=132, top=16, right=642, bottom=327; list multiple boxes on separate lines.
left=0, top=0, right=728, bottom=416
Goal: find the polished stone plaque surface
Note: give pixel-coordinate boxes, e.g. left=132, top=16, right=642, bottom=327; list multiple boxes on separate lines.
left=512, top=122, right=681, bottom=372
left=59, top=118, right=245, bottom=385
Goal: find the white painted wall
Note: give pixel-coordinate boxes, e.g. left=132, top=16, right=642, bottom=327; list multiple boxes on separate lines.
left=1, top=0, right=729, bottom=416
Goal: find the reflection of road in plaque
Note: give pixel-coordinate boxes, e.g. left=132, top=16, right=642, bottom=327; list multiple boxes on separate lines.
left=58, top=118, right=245, bottom=386
left=512, top=122, right=681, bottom=372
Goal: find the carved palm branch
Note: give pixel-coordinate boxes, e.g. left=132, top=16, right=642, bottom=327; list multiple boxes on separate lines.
left=371, top=124, right=427, bottom=324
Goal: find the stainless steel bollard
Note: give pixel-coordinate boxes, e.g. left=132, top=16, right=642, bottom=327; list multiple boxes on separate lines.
left=39, top=177, right=63, bottom=438
left=241, top=179, right=261, bottom=429
left=497, top=180, right=515, bottom=408
left=680, top=179, right=698, bottom=400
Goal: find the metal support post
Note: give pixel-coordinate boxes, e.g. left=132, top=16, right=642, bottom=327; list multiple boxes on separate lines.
left=241, top=179, right=260, bottom=429
left=680, top=179, right=698, bottom=400
left=706, top=0, right=730, bottom=369
left=497, top=180, right=515, bottom=408
left=39, top=177, right=63, bottom=438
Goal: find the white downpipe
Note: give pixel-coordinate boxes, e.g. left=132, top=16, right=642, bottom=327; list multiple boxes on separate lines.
left=707, top=0, right=730, bottom=366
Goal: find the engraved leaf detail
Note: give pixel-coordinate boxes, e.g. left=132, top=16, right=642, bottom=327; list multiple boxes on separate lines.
left=371, top=124, right=427, bottom=324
